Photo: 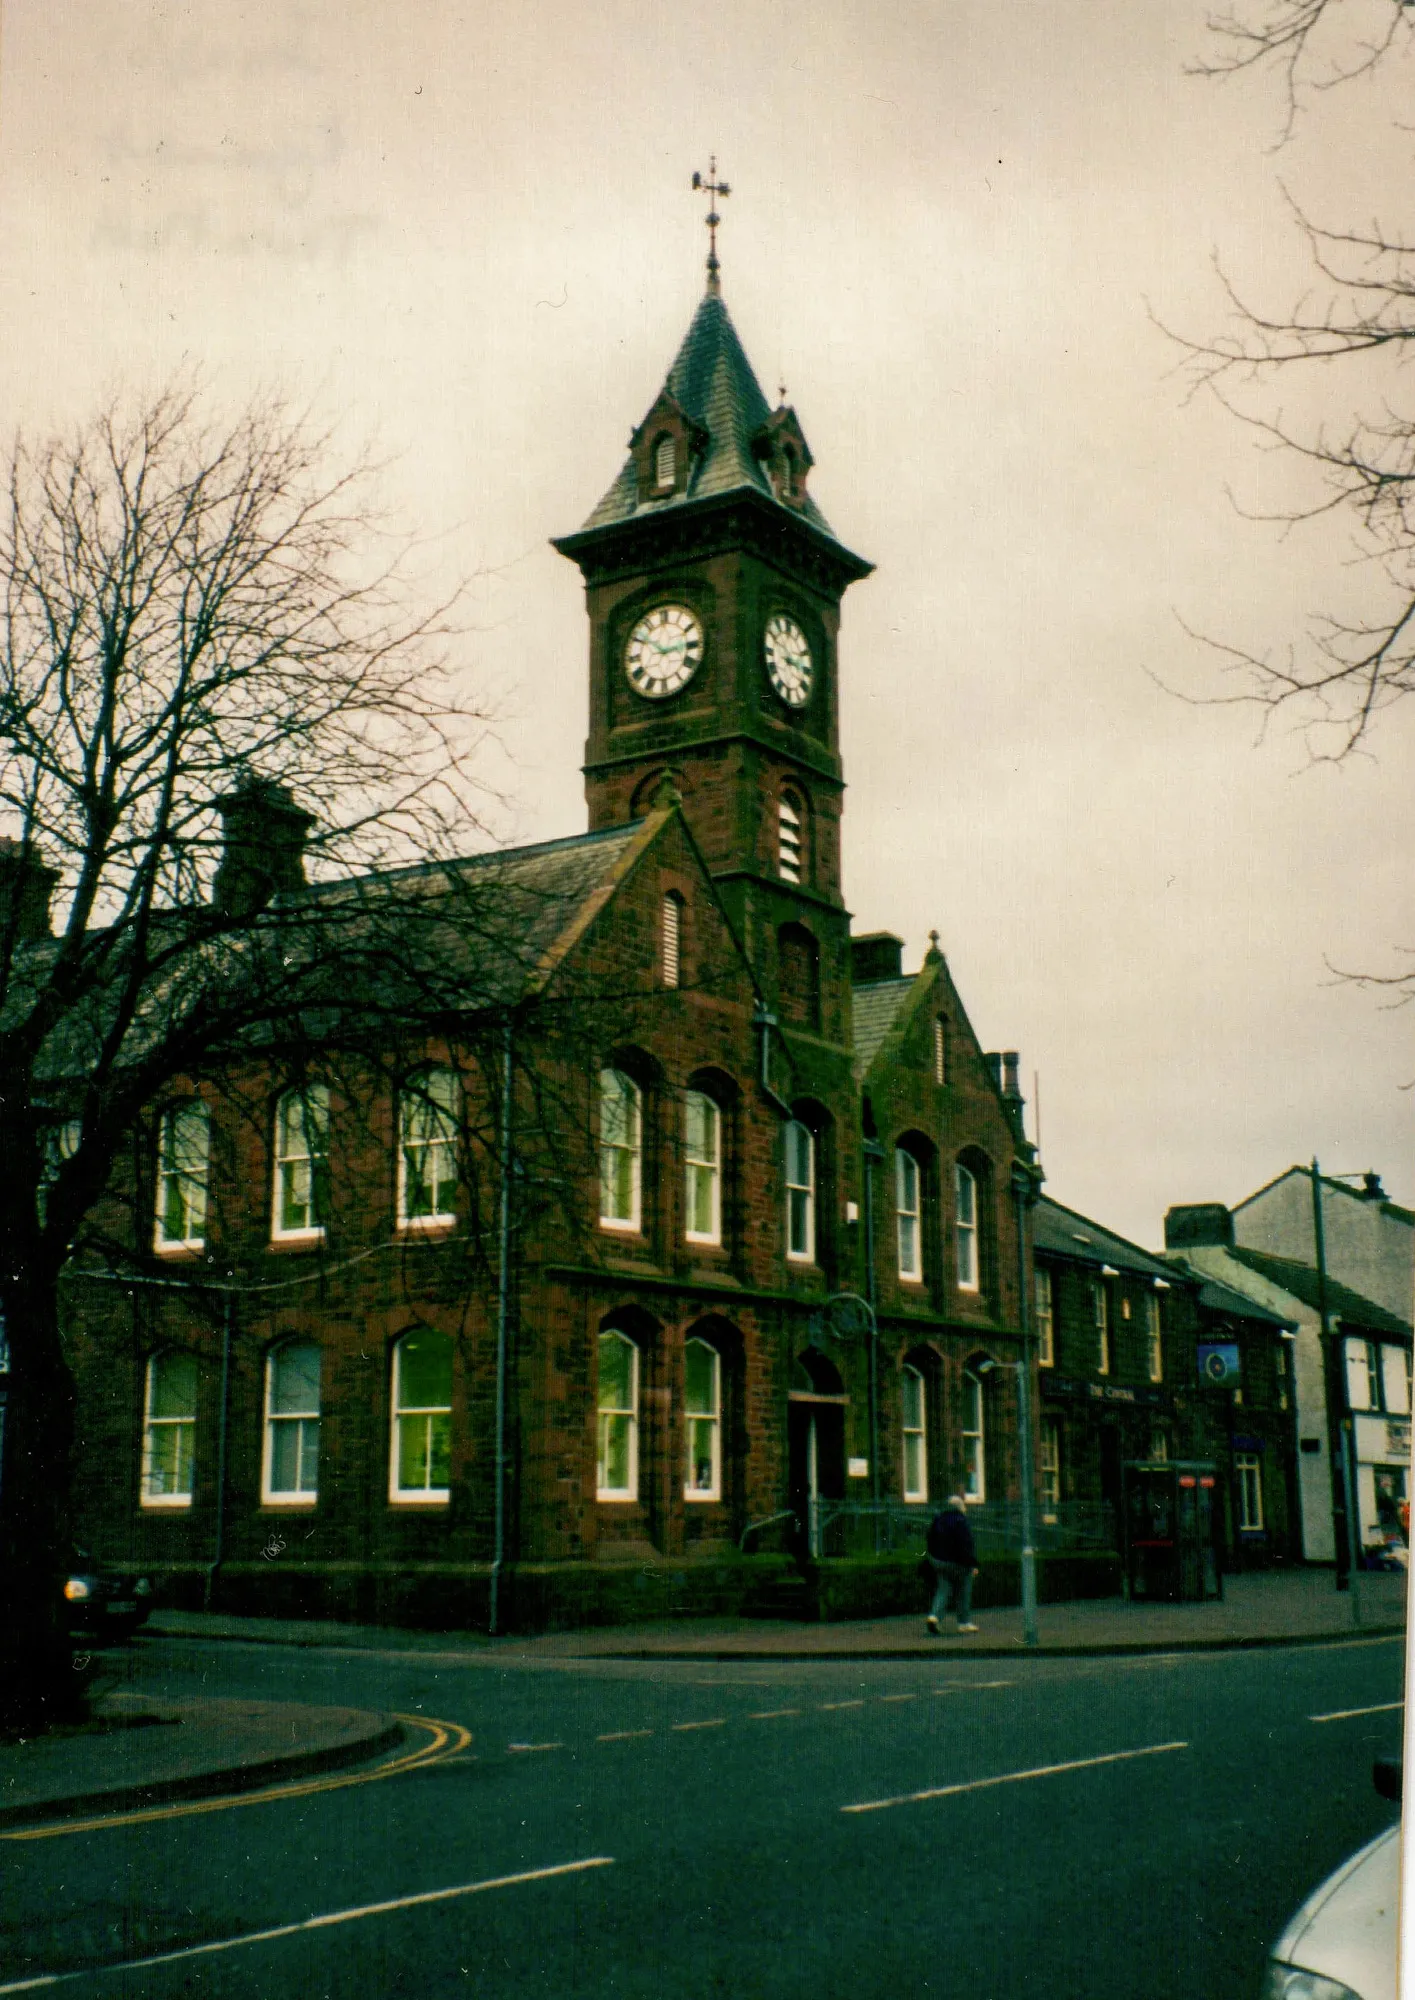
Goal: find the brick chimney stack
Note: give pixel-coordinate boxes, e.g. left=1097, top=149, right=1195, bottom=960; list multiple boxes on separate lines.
left=213, top=780, right=313, bottom=918
left=0, top=838, right=58, bottom=943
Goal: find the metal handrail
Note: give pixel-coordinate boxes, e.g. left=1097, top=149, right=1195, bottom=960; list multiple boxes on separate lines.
left=739, top=1509, right=798, bottom=1552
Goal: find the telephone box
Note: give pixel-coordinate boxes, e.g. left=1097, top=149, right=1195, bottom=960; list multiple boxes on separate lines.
left=1121, top=1460, right=1223, bottom=1603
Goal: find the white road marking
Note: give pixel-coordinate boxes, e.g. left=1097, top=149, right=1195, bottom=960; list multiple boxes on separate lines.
left=878, top=1694, right=917, bottom=1703
left=507, top=1742, right=563, bottom=1754
left=933, top=1679, right=1013, bottom=1695
left=819, top=1700, right=866, bottom=1711
left=1310, top=1700, right=1405, bottom=1723
left=670, top=1718, right=726, bottom=1732
left=596, top=1729, right=654, bottom=1742
left=842, top=1740, right=1189, bottom=1815
left=0, top=1858, right=615, bottom=1994
left=748, top=1707, right=800, bottom=1720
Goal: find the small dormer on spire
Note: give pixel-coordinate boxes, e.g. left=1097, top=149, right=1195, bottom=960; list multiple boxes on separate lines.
left=628, top=388, right=709, bottom=506
left=753, top=402, right=814, bottom=510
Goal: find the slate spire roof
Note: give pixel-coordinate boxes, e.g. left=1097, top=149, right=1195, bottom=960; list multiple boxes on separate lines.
left=578, top=284, right=840, bottom=542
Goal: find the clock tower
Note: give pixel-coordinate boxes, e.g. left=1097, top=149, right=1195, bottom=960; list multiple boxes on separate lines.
left=552, top=255, right=872, bottom=1043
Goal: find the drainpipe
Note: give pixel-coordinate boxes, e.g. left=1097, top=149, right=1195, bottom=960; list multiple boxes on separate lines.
left=862, top=1138, right=884, bottom=1553
left=1011, top=1162, right=1040, bottom=1647
left=204, top=1287, right=234, bottom=1613
left=1312, top=1159, right=1360, bottom=1624
left=489, top=1014, right=515, bottom=1638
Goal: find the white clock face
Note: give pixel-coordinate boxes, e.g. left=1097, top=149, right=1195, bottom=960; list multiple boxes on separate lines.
left=624, top=604, right=703, bottom=700
left=764, top=614, right=813, bottom=708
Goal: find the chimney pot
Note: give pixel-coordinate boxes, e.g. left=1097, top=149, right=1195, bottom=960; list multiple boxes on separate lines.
left=213, top=780, right=312, bottom=917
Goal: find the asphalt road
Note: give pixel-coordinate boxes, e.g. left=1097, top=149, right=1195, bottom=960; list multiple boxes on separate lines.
left=0, top=1629, right=1403, bottom=1999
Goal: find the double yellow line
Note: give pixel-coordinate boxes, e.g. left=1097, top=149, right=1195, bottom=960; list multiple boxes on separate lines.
left=2, top=1713, right=472, bottom=1844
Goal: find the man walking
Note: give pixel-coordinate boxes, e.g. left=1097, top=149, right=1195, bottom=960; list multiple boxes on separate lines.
left=926, top=1494, right=979, bottom=1634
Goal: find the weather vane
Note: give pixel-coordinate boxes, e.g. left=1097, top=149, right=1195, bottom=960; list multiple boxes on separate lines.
left=691, top=157, right=731, bottom=290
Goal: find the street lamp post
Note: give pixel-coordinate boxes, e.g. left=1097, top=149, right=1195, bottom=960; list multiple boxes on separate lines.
left=1010, top=1162, right=1043, bottom=1648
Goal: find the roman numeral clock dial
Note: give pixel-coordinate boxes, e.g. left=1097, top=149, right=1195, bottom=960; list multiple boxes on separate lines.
left=624, top=604, right=703, bottom=699
left=764, top=613, right=813, bottom=708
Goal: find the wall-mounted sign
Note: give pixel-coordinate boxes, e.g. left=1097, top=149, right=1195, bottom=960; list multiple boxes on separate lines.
left=847, top=1457, right=870, bottom=1479
left=1198, top=1342, right=1241, bottom=1385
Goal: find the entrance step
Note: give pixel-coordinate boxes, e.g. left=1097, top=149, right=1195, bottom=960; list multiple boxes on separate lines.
left=743, top=1573, right=820, bottom=1622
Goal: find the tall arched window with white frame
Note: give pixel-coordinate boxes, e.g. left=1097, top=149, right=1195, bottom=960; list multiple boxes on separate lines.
left=962, top=1369, right=985, bottom=1502
left=140, top=1351, right=198, bottom=1507
left=155, top=1102, right=210, bottom=1252
left=683, top=1338, right=721, bottom=1500
left=598, top=1069, right=642, bottom=1232
left=785, top=1120, right=815, bottom=1263
left=262, top=1341, right=321, bottom=1503
left=272, top=1086, right=330, bottom=1241
left=896, top=1148, right=922, bottom=1281
left=389, top=1328, right=453, bottom=1503
left=901, top=1364, right=927, bottom=1502
left=954, top=1163, right=979, bottom=1292
left=398, top=1068, right=460, bottom=1228
left=684, top=1091, right=721, bottom=1244
left=597, top=1329, right=639, bottom=1500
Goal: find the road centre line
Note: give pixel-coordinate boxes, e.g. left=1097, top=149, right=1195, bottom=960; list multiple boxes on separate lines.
left=596, top=1729, right=654, bottom=1742
left=1, top=1714, right=471, bottom=1845
left=508, top=1742, right=564, bottom=1754
left=819, top=1700, right=866, bottom=1711
left=748, top=1708, right=800, bottom=1720
left=1310, top=1700, right=1405, bottom=1723
left=670, top=1719, right=726, bottom=1732
left=842, top=1741, right=1190, bottom=1815
left=0, top=1856, right=615, bottom=1995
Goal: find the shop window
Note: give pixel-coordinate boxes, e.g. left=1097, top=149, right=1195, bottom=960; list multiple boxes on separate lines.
left=155, top=1103, right=210, bottom=1252
left=598, top=1068, right=642, bottom=1232
left=1040, top=1414, right=1062, bottom=1522
left=389, top=1329, right=452, bottom=1503
left=1236, top=1452, right=1263, bottom=1531
left=597, top=1328, right=639, bottom=1500
left=262, top=1342, right=320, bottom=1503
left=684, top=1338, right=721, bottom=1501
left=684, top=1090, right=721, bottom=1245
left=398, top=1068, right=460, bottom=1228
left=140, top=1351, right=197, bottom=1507
left=901, top=1365, right=927, bottom=1502
left=272, top=1086, right=330, bottom=1241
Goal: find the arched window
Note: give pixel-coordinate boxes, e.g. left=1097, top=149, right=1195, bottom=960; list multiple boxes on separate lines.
left=1041, top=1415, right=1062, bottom=1521
left=272, top=1085, right=330, bottom=1241
left=1092, top=1280, right=1111, bottom=1376
left=962, top=1369, right=985, bottom=1501
left=684, top=1090, right=721, bottom=1245
left=1145, top=1291, right=1164, bottom=1384
left=398, top=1068, right=460, bottom=1228
left=1035, top=1268, right=1055, bottom=1367
left=778, top=922, right=820, bottom=1030
left=661, top=891, right=683, bottom=989
left=954, top=1162, right=979, bottom=1292
left=896, top=1148, right=922, bottom=1281
left=140, top=1351, right=198, bottom=1507
left=684, top=1337, right=721, bottom=1500
left=777, top=793, right=804, bottom=884
left=901, top=1364, right=927, bottom=1502
left=785, top=1119, right=815, bottom=1263
left=155, top=1102, right=210, bottom=1251
left=598, top=1068, right=642, bottom=1231
left=596, top=1328, right=639, bottom=1500
left=654, top=434, right=676, bottom=491
left=389, top=1328, right=453, bottom=1503
left=263, top=1341, right=320, bottom=1503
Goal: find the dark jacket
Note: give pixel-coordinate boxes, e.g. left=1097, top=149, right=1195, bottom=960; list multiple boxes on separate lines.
left=927, top=1506, right=976, bottom=1567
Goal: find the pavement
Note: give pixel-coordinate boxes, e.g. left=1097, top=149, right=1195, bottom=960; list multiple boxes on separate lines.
left=0, top=1567, right=1402, bottom=1831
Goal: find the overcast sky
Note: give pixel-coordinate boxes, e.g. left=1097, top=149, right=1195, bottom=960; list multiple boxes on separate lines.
left=1, top=0, right=1410, bottom=1250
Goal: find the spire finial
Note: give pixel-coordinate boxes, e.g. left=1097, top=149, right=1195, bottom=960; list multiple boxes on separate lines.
left=691, top=156, right=731, bottom=292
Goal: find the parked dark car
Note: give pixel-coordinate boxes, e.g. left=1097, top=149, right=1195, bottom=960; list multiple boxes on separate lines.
left=60, top=1550, right=154, bottom=1643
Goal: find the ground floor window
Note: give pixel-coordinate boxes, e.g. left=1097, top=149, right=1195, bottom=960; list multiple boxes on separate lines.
left=390, top=1329, right=452, bottom=1503
left=901, top=1365, right=927, bottom=1502
left=962, top=1370, right=985, bottom=1502
left=1040, top=1414, right=1061, bottom=1522
left=1235, top=1451, right=1263, bottom=1531
left=683, top=1338, right=720, bottom=1500
left=597, top=1328, right=639, bottom=1500
left=141, top=1351, right=198, bottom=1506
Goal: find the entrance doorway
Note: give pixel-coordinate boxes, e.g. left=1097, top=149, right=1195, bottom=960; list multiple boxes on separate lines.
left=787, top=1348, right=847, bottom=1557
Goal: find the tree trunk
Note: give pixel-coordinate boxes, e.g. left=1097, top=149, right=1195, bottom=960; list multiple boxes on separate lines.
left=0, top=1262, right=85, bottom=1733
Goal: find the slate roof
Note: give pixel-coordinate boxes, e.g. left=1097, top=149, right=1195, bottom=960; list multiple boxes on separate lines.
left=1166, top=1258, right=1297, bottom=1329
left=1033, top=1195, right=1176, bottom=1283
left=851, top=977, right=915, bottom=1081
left=1224, top=1246, right=1414, bottom=1340
left=579, top=287, right=840, bottom=541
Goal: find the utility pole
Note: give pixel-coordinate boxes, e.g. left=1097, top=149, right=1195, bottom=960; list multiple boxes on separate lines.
left=1312, top=1159, right=1360, bottom=1625
left=1011, top=1162, right=1041, bottom=1648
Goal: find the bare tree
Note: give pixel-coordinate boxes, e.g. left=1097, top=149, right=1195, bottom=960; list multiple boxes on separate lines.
left=1196, top=0, right=1415, bottom=123
left=0, top=382, right=517, bottom=1722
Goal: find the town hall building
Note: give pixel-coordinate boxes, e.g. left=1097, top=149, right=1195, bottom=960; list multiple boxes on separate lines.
left=59, top=252, right=1040, bottom=1629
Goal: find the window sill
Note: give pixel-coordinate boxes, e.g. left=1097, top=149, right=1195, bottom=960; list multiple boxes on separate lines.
left=599, top=1220, right=642, bottom=1237
left=397, top=1216, right=456, bottom=1238
left=269, top=1230, right=326, bottom=1252
left=139, top=1496, right=193, bottom=1511
left=260, top=1495, right=317, bottom=1509
left=596, top=1493, right=637, bottom=1505
left=154, top=1241, right=206, bottom=1260
left=684, top=1491, right=722, bottom=1505
left=388, top=1492, right=450, bottom=1507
